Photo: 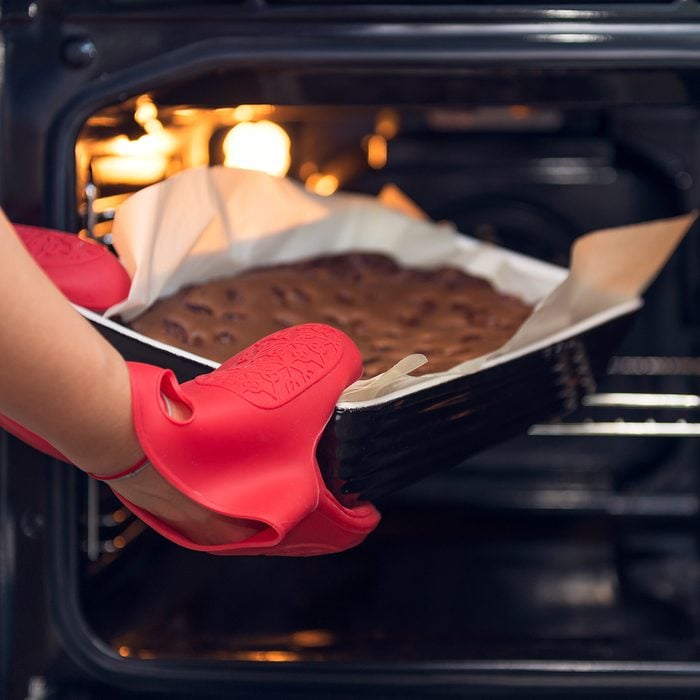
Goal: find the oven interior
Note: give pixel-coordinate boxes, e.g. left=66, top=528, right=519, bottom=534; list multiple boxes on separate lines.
left=42, top=61, right=698, bottom=683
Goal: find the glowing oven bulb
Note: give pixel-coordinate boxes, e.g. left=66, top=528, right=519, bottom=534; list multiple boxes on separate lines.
left=223, top=120, right=291, bottom=177
left=90, top=132, right=176, bottom=186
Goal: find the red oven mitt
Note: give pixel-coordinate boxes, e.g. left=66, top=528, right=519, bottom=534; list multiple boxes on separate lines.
left=114, top=323, right=380, bottom=556
left=0, top=322, right=379, bottom=556
left=14, top=224, right=131, bottom=311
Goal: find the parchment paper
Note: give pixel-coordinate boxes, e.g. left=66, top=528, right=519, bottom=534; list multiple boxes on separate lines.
left=105, top=166, right=694, bottom=405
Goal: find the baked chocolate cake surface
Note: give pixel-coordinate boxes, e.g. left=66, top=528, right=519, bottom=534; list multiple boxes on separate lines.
left=128, top=252, right=532, bottom=377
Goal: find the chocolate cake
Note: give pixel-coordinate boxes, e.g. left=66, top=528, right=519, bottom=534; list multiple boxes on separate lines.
left=128, top=252, right=532, bottom=377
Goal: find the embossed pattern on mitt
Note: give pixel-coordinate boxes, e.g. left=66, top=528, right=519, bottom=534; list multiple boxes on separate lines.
left=17, top=226, right=104, bottom=265
left=196, top=324, right=343, bottom=409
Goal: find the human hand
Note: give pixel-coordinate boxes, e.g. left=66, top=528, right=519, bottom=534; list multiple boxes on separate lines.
left=106, top=463, right=267, bottom=546
left=101, top=323, right=381, bottom=556
left=0, top=324, right=379, bottom=555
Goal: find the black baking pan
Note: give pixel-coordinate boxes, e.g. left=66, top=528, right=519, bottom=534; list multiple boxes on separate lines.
left=79, top=304, right=638, bottom=504
left=320, top=308, right=638, bottom=504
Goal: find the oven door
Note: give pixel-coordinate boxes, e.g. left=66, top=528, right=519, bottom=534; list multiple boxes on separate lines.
left=2, top=2, right=700, bottom=699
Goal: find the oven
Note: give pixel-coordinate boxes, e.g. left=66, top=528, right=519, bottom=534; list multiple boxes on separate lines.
left=2, top=1, right=700, bottom=698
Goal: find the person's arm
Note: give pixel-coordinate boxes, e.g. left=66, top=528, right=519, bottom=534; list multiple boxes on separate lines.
left=0, top=214, right=141, bottom=472
left=0, top=214, right=261, bottom=545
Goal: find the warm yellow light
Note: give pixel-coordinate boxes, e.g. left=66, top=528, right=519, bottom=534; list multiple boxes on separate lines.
left=305, top=172, right=339, bottom=197
left=298, top=161, right=318, bottom=180
left=92, top=194, right=131, bottom=214
left=173, top=107, right=198, bottom=117
left=92, top=154, right=168, bottom=185
left=231, top=650, right=300, bottom=662
left=110, top=132, right=177, bottom=157
left=118, top=646, right=131, bottom=658
left=366, top=133, right=387, bottom=169
left=78, top=221, right=112, bottom=241
left=213, top=107, right=238, bottom=123
left=223, top=120, right=291, bottom=177
left=260, top=651, right=298, bottom=662
left=86, top=115, right=120, bottom=128
left=134, top=95, right=158, bottom=126
left=107, top=135, right=130, bottom=154
left=375, top=108, right=399, bottom=139
left=233, top=105, right=254, bottom=122
left=291, top=629, right=335, bottom=648
left=232, top=104, right=275, bottom=122
left=144, top=119, right=164, bottom=134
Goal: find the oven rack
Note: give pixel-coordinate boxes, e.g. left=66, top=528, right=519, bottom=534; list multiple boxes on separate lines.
left=531, top=391, right=700, bottom=437
left=84, top=479, right=146, bottom=566
left=531, top=420, right=700, bottom=437
left=532, top=356, right=700, bottom=437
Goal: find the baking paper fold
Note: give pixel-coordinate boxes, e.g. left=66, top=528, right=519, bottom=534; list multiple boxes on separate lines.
left=105, top=166, right=695, bottom=405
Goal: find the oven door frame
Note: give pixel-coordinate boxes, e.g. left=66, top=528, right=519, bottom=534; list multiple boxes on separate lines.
left=3, top=5, right=700, bottom=698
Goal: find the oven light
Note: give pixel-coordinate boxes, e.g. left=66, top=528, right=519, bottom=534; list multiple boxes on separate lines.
left=305, top=172, right=339, bottom=197
left=134, top=94, right=166, bottom=136
left=229, top=650, right=301, bottom=662
left=375, top=108, right=399, bottom=139
left=91, top=133, right=175, bottom=184
left=291, top=629, right=335, bottom=648
left=110, top=132, right=177, bottom=157
left=223, top=120, right=291, bottom=177
left=91, top=154, right=168, bottom=185
left=143, top=118, right=165, bottom=135
left=366, top=133, right=388, bottom=169
left=112, top=508, right=128, bottom=524
left=134, top=95, right=158, bottom=127
left=172, top=107, right=198, bottom=118
left=232, top=104, right=275, bottom=122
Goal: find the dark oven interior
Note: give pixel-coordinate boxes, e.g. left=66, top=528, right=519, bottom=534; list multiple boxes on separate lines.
left=2, top=2, right=700, bottom=699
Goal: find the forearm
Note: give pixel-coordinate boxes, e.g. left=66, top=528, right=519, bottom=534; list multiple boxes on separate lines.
left=0, top=213, right=141, bottom=474
left=0, top=214, right=267, bottom=545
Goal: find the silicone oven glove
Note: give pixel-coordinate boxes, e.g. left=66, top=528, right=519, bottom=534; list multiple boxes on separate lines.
left=114, top=323, right=380, bottom=556
left=0, top=323, right=380, bottom=556
left=14, top=224, right=131, bottom=311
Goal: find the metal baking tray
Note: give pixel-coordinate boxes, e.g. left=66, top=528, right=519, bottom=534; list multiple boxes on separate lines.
left=320, top=310, right=637, bottom=504
left=80, top=304, right=638, bottom=504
